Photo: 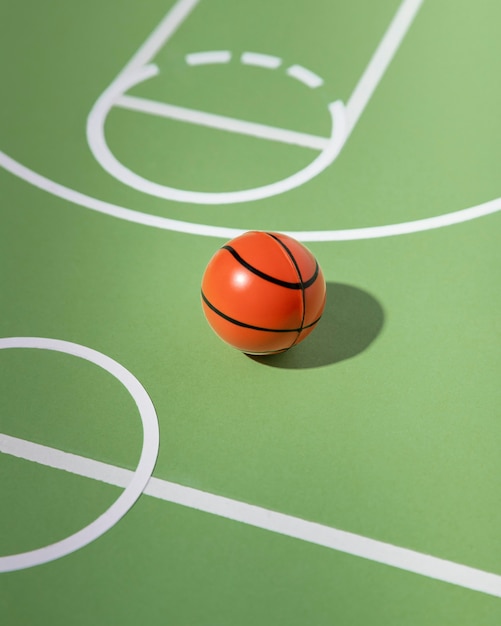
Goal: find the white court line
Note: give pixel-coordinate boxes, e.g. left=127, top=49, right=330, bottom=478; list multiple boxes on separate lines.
left=241, top=52, right=282, bottom=69
left=286, top=64, right=324, bottom=88
left=0, top=339, right=159, bottom=573
left=0, top=433, right=133, bottom=489
left=115, top=95, right=329, bottom=150
left=84, top=0, right=423, bottom=206
left=2, top=0, right=500, bottom=234
left=88, top=63, right=346, bottom=205
left=121, top=0, right=200, bottom=75
left=186, top=50, right=231, bottom=65
left=1, top=150, right=500, bottom=240
left=1, top=432, right=501, bottom=597
left=345, top=0, right=423, bottom=135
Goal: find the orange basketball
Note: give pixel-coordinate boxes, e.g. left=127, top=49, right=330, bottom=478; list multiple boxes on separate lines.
left=201, top=231, right=326, bottom=355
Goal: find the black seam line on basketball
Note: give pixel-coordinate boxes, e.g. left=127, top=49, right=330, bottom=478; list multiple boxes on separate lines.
left=222, top=245, right=319, bottom=290
left=265, top=233, right=307, bottom=349
left=202, top=291, right=321, bottom=333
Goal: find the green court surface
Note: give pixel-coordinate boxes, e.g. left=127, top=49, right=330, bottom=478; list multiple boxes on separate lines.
left=1, top=0, right=500, bottom=623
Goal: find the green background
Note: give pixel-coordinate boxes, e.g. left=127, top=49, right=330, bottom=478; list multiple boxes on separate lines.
left=1, top=0, right=500, bottom=624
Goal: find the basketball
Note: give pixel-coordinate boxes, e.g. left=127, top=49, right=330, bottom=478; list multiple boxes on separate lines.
left=201, top=231, right=326, bottom=355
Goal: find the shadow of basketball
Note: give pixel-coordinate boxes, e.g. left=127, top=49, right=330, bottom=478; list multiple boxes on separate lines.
left=249, top=282, right=384, bottom=369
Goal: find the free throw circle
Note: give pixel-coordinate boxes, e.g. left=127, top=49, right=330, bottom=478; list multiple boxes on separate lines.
left=0, top=337, right=159, bottom=572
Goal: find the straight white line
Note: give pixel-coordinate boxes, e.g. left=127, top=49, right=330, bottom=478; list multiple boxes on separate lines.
left=241, top=52, right=282, bottom=69
left=185, top=50, right=231, bottom=66
left=345, top=0, right=424, bottom=135
left=0, top=433, right=132, bottom=488
left=114, top=94, right=329, bottom=150
left=120, top=0, right=200, bottom=76
left=2, top=433, right=501, bottom=597
left=286, top=64, right=324, bottom=88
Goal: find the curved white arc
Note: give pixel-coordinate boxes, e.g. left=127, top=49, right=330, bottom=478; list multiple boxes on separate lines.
left=285, top=196, right=501, bottom=241
left=0, top=150, right=243, bottom=238
left=86, top=65, right=347, bottom=205
left=87, top=62, right=159, bottom=183
left=0, top=337, right=159, bottom=572
left=1, top=150, right=500, bottom=240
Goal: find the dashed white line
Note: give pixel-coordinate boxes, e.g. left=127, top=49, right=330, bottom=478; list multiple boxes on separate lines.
left=115, top=94, right=329, bottom=150
left=286, top=64, right=324, bottom=88
left=1, top=432, right=501, bottom=597
left=241, top=51, right=282, bottom=69
left=185, top=50, right=231, bottom=65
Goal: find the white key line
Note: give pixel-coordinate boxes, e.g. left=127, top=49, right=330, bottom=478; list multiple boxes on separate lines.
left=120, top=0, right=200, bottom=77
left=106, top=0, right=422, bottom=161
left=345, top=0, right=424, bottom=135
left=114, top=95, right=329, bottom=150
left=1, top=433, right=501, bottom=598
